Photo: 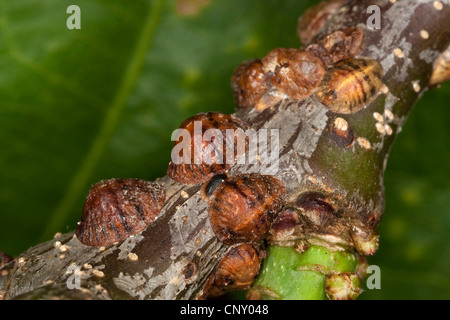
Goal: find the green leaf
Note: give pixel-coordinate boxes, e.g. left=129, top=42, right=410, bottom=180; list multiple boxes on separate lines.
left=0, top=0, right=449, bottom=300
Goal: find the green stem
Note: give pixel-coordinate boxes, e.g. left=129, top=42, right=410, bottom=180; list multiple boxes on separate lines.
left=251, top=245, right=358, bottom=300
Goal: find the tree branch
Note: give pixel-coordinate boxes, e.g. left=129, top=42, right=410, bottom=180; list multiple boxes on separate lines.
left=1, top=0, right=449, bottom=300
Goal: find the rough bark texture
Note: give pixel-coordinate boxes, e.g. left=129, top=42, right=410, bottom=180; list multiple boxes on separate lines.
left=1, top=0, right=449, bottom=300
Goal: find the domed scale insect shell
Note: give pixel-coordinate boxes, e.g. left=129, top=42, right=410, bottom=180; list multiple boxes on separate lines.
left=204, top=243, right=262, bottom=298
left=259, top=48, right=326, bottom=104
left=316, top=58, right=384, bottom=114
left=297, top=0, right=346, bottom=45
left=306, top=27, right=364, bottom=67
left=429, top=46, right=450, bottom=87
left=231, top=59, right=269, bottom=109
left=75, top=178, right=166, bottom=246
left=167, top=112, right=249, bottom=185
left=232, top=48, right=326, bottom=112
left=295, top=192, right=337, bottom=227
left=208, top=173, right=287, bottom=244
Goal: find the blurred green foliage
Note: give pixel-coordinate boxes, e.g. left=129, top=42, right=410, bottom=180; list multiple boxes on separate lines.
left=0, top=0, right=448, bottom=299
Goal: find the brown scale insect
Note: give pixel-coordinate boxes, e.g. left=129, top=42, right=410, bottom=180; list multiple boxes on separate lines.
left=76, top=178, right=166, bottom=246
left=269, top=208, right=301, bottom=235
left=167, top=112, right=249, bottom=185
left=208, top=173, right=286, bottom=244
left=429, top=45, right=450, bottom=87
left=260, top=48, right=326, bottom=103
left=202, top=243, right=261, bottom=298
left=316, top=58, right=384, bottom=114
left=297, top=0, right=345, bottom=45
left=295, top=192, right=337, bottom=227
left=232, top=48, right=326, bottom=111
left=231, top=59, right=268, bottom=109
left=306, top=27, right=364, bottom=67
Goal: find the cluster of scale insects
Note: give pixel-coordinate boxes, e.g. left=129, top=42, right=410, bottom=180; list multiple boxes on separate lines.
left=75, top=0, right=388, bottom=299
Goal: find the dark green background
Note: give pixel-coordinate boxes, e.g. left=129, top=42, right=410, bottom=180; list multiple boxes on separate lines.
left=0, top=0, right=448, bottom=299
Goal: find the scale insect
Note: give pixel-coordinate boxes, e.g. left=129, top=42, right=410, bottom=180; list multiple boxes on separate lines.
left=75, top=178, right=166, bottom=246
left=204, top=243, right=261, bottom=298
left=208, top=173, right=286, bottom=244
left=316, top=58, right=384, bottom=114
left=167, top=112, right=249, bottom=185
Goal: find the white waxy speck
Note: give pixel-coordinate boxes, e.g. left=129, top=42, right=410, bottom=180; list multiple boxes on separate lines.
left=394, top=48, right=404, bottom=59
left=128, top=253, right=139, bottom=262
left=93, top=270, right=105, bottom=278
left=169, top=277, right=181, bottom=285
left=384, top=109, right=394, bottom=121
left=380, top=84, right=389, bottom=94
left=434, top=1, right=443, bottom=10
left=59, top=244, right=69, bottom=253
left=373, top=112, right=384, bottom=122
left=18, top=257, right=25, bottom=265
left=180, top=190, right=189, bottom=198
left=53, top=232, right=62, bottom=239
left=83, top=263, right=92, bottom=270
left=420, top=30, right=429, bottom=40
left=357, top=137, right=372, bottom=150
left=334, top=117, right=348, bottom=131
left=389, top=0, right=396, bottom=3
left=54, top=241, right=62, bottom=248
left=375, top=122, right=386, bottom=134
left=412, top=80, right=421, bottom=92
left=385, top=124, right=393, bottom=136
left=98, top=246, right=106, bottom=252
